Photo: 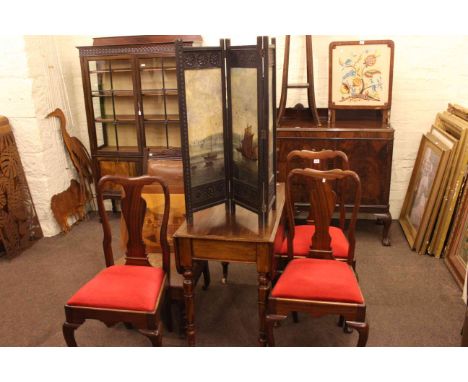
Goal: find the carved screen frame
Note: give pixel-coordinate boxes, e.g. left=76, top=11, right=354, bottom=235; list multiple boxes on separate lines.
left=176, top=37, right=276, bottom=225
left=329, top=40, right=394, bottom=111
left=225, top=36, right=276, bottom=221
left=176, top=40, right=229, bottom=224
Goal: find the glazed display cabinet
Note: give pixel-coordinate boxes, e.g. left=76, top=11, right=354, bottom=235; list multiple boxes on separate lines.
left=78, top=35, right=201, bottom=199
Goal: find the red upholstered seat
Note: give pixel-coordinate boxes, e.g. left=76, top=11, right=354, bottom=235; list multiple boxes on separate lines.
left=67, top=265, right=165, bottom=312
left=279, top=225, right=349, bottom=259
left=271, top=258, right=364, bottom=304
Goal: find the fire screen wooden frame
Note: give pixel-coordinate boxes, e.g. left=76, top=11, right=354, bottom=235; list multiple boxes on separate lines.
left=176, top=36, right=276, bottom=225
left=329, top=40, right=394, bottom=124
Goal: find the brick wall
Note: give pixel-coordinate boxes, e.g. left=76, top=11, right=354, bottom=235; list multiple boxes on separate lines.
left=1, top=35, right=467, bottom=235
left=272, top=35, right=468, bottom=217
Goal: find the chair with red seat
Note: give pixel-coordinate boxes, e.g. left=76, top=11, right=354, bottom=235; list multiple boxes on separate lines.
left=62, top=175, right=171, bottom=346
left=277, top=149, right=357, bottom=269
left=266, top=167, right=369, bottom=346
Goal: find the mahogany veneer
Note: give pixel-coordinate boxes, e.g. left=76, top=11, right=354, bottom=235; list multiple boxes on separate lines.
left=277, top=110, right=394, bottom=245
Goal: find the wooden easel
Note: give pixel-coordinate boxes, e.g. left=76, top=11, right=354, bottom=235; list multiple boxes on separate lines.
left=277, top=35, right=321, bottom=126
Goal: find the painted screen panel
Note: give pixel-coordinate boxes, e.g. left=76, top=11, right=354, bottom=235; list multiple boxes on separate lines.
left=268, top=64, right=274, bottom=184
left=231, top=67, right=259, bottom=202
left=184, top=68, right=225, bottom=189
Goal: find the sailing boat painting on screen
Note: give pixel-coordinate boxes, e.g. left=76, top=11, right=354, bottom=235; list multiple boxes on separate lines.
left=184, top=68, right=225, bottom=188
left=236, top=124, right=258, bottom=161
left=231, top=67, right=259, bottom=187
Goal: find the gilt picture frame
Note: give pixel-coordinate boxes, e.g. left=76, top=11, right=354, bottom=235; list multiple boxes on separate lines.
left=399, top=133, right=450, bottom=249
left=329, top=40, right=394, bottom=111
left=428, top=111, right=468, bottom=257
left=444, top=174, right=468, bottom=289
left=416, top=125, right=458, bottom=254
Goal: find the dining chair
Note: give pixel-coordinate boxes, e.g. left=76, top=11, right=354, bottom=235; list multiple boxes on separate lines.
left=266, top=167, right=369, bottom=346
left=63, top=175, right=170, bottom=346
left=277, top=150, right=357, bottom=270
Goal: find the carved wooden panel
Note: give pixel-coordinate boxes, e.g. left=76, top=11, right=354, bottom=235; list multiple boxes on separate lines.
left=338, top=139, right=391, bottom=206
left=0, top=116, right=43, bottom=257
left=51, top=179, right=86, bottom=233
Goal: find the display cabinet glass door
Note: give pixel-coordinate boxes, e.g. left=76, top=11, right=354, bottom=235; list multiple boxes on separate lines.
left=138, top=57, right=181, bottom=151
left=89, top=59, right=139, bottom=153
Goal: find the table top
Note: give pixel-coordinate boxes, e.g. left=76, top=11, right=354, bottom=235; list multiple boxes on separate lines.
left=174, top=183, right=285, bottom=244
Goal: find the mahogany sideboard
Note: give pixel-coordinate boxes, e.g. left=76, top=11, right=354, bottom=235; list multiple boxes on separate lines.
left=277, top=116, right=394, bottom=246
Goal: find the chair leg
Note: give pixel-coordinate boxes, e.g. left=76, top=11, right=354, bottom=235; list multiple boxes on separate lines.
left=140, top=322, right=163, bottom=347
left=345, top=321, right=369, bottom=347
left=292, top=311, right=299, bottom=323
left=177, top=300, right=186, bottom=338
left=162, top=293, right=174, bottom=333
left=337, top=315, right=345, bottom=327
left=337, top=315, right=353, bottom=333
left=202, top=261, right=211, bottom=290
left=221, top=262, right=229, bottom=284
left=265, top=314, right=287, bottom=347
left=63, top=321, right=81, bottom=347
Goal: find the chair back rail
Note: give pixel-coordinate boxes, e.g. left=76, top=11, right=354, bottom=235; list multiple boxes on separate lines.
left=97, top=175, right=171, bottom=274
left=285, top=167, right=361, bottom=262
left=286, top=149, right=349, bottom=230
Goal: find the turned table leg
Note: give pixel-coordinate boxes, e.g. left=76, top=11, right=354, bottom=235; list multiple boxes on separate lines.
left=257, top=272, right=270, bottom=346
left=183, top=268, right=196, bottom=346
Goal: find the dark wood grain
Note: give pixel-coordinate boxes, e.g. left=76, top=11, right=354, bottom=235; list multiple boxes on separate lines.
left=266, top=168, right=368, bottom=347
left=92, top=35, right=202, bottom=47
left=62, top=175, right=171, bottom=346
left=78, top=36, right=200, bottom=202
left=277, top=36, right=320, bottom=126
left=277, top=117, right=394, bottom=245
left=174, top=184, right=285, bottom=346
left=0, top=117, right=43, bottom=257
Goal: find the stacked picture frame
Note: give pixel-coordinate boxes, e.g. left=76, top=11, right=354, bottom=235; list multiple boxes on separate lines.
left=399, top=133, right=451, bottom=250
left=399, top=103, right=468, bottom=288
left=176, top=37, right=276, bottom=225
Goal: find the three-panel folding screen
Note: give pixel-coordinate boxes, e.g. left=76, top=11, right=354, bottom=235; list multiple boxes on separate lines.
left=176, top=36, right=276, bottom=225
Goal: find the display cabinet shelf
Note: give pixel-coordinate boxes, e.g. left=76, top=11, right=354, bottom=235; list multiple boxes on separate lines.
left=141, top=89, right=178, bottom=96
left=91, top=90, right=134, bottom=97
left=143, top=114, right=179, bottom=122
left=78, top=35, right=201, bottom=203
left=95, top=115, right=136, bottom=123
left=98, top=146, right=140, bottom=153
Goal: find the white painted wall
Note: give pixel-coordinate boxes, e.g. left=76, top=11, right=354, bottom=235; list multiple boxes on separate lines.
left=0, top=36, right=92, bottom=236
left=274, top=36, right=468, bottom=217
left=1, top=35, right=467, bottom=235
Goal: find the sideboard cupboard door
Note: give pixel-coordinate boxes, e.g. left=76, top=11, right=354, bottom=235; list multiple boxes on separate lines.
left=276, top=124, right=394, bottom=246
